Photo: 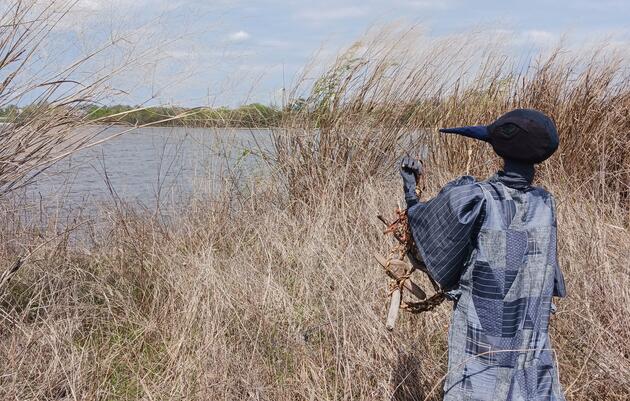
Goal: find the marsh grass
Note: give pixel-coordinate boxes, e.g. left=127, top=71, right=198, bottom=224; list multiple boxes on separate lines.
left=0, top=22, right=629, bottom=401
left=280, top=26, right=629, bottom=204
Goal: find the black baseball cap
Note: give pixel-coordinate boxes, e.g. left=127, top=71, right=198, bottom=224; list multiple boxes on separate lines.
left=439, top=109, right=559, bottom=164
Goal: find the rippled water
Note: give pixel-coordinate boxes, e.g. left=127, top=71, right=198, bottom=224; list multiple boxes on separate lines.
left=27, top=126, right=273, bottom=212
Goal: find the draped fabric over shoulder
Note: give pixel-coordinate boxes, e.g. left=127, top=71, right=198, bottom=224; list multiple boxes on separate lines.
left=407, top=176, right=485, bottom=290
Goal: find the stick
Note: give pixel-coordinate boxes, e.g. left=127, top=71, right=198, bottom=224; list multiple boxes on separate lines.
left=386, top=288, right=401, bottom=331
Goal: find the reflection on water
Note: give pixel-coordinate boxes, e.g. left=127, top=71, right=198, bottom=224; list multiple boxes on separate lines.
left=27, top=126, right=273, bottom=212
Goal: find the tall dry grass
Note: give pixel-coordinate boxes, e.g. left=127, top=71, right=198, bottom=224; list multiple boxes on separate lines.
left=1, top=25, right=629, bottom=401
left=279, top=27, right=629, bottom=204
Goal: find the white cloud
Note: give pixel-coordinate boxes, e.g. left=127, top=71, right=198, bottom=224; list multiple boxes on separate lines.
left=228, top=30, right=251, bottom=42
left=74, top=0, right=146, bottom=12
left=54, top=0, right=151, bottom=33
left=401, top=0, right=456, bottom=10
left=295, top=6, right=368, bottom=21
left=521, top=30, right=557, bottom=46
left=75, top=0, right=102, bottom=11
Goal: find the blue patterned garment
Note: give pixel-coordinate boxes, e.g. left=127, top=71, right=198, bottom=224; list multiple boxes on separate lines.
left=407, top=174, right=566, bottom=401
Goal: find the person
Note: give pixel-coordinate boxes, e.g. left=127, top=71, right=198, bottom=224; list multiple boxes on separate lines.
left=400, top=109, right=566, bottom=401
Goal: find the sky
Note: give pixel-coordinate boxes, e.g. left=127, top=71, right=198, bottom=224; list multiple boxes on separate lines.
left=45, top=0, right=630, bottom=107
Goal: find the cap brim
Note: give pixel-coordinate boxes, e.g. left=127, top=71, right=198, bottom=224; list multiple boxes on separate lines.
left=439, top=125, right=491, bottom=142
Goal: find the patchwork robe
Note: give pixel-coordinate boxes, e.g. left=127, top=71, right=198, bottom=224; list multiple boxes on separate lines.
left=407, top=174, right=566, bottom=401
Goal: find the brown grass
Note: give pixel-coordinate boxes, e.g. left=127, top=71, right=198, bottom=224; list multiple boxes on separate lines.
left=0, top=23, right=629, bottom=401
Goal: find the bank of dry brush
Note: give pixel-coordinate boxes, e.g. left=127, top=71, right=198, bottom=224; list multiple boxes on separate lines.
left=0, top=25, right=629, bottom=400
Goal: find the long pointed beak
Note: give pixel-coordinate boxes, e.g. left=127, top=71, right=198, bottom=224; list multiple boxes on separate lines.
left=439, top=125, right=491, bottom=142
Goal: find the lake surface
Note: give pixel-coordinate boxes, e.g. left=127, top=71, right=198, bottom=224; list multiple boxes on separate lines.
left=26, top=126, right=274, bottom=213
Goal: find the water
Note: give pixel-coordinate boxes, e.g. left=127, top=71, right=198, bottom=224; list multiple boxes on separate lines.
left=26, top=126, right=273, bottom=213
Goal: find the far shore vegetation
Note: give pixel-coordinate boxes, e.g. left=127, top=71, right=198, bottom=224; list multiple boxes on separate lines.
left=0, top=103, right=287, bottom=128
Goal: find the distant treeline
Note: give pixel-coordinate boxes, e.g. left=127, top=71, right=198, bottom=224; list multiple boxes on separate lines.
left=0, top=103, right=285, bottom=128
left=85, top=103, right=285, bottom=128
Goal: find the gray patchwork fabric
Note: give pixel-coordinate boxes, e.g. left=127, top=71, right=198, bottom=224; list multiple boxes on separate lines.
left=407, top=175, right=566, bottom=401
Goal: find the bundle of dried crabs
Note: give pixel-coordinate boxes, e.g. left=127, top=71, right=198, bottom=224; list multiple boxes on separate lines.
left=375, top=208, right=446, bottom=331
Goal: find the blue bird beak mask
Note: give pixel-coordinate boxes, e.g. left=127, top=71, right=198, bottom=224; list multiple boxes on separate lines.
left=439, top=109, right=560, bottom=164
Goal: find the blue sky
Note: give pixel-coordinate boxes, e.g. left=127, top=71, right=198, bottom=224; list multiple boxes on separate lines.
left=53, top=0, right=630, bottom=107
